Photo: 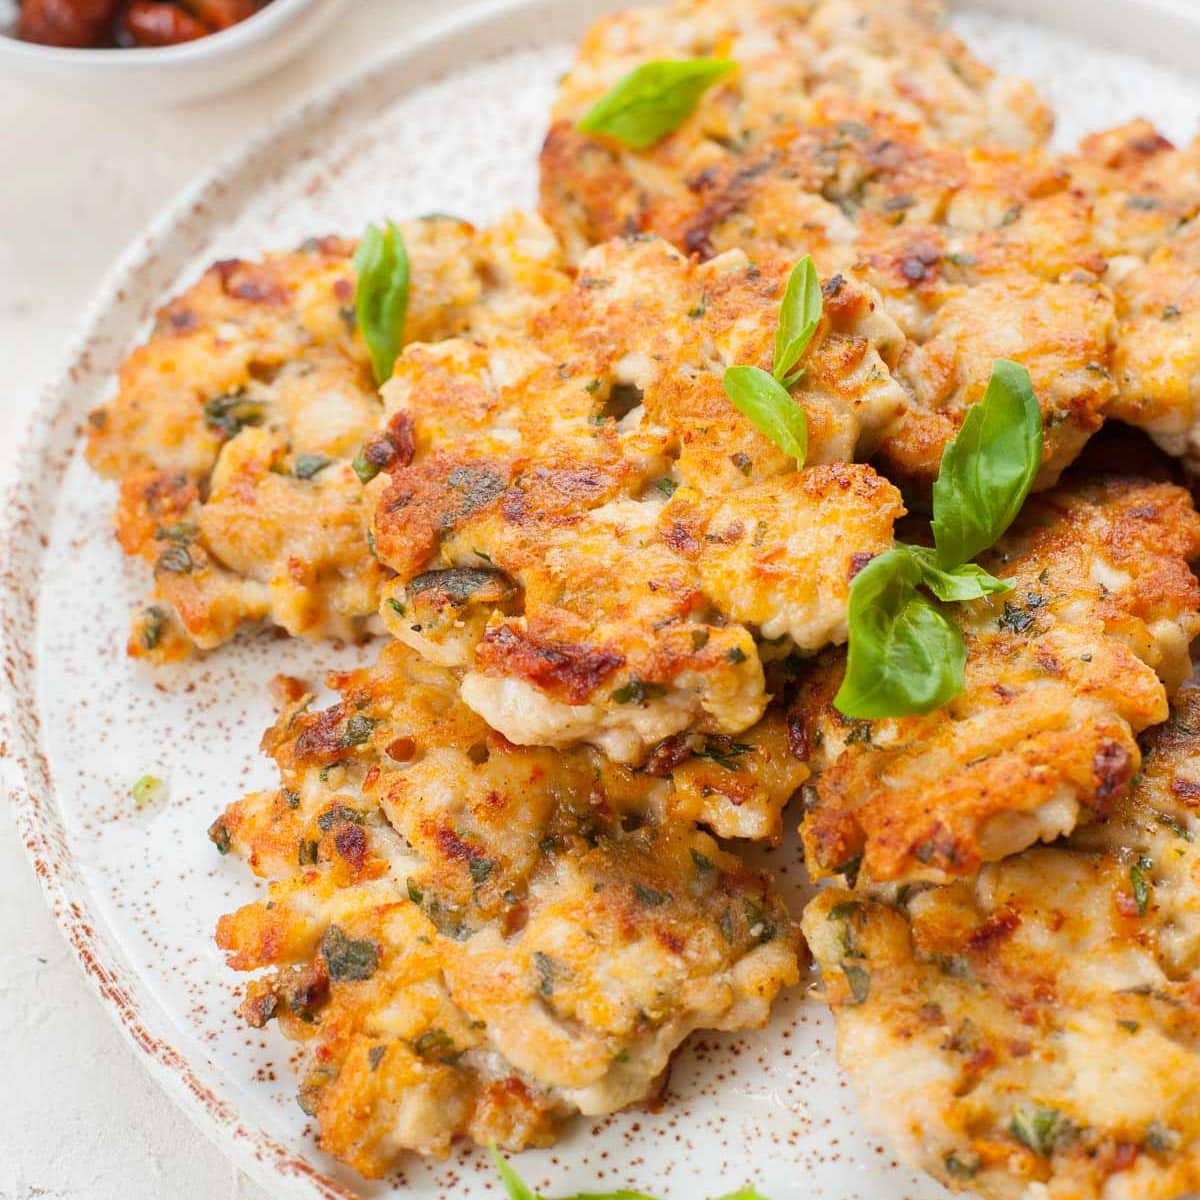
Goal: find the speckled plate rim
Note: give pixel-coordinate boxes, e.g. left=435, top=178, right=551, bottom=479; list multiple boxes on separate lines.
left=3, top=1, right=1200, bottom=1197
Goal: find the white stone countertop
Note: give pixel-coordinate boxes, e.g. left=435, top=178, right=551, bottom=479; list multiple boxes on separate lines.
left=0, top=3, right=469, bottom=1194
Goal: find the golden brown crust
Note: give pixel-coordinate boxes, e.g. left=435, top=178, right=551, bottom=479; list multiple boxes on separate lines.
left=539, top=1, right=1101, bottom=489
left=1058, top=121, right=1200, bottom=461
left=798, top=469, right=1200, bottom=885
left=546, top=118, right=1110, bottom=489
left=540, top=0, right=1050, bottom=257
left=371, top=236, right=906, bottom=762
left=803, top=689, right=1200, bottom=1200
left=213, top=642, right=802, bottom=1176
left=86, top=214, right=569, bottom=661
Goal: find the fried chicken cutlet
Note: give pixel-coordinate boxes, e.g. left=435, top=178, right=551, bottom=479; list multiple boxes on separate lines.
left=540, top=0, right=1114, bottom=492
left=795, top=463, right=1200, bottom=886
left=370, top=235, right=907, bottom=764
left=1066, top=121, right=1200, bottom=465
left=803, top=687, right=1200, bottom=1200
left=541, top=0, right=1051, bottom=261
left=86, top=213, right=568, bottom=661
left=212, top=642, right=802, bottom=1176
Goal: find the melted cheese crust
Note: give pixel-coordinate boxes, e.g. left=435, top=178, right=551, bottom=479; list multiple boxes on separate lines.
left=804, top=687, right=1200, bottom=1200
left=86, top=213, right=569, bottom=660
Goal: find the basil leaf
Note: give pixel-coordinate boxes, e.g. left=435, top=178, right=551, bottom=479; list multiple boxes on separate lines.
left=577, top=58, right=736, bottom=150
left=563, top=1194, right=659, bottom=1199
left=354, top=220, right=410, bottom=385
left=1009, top=1102, right=1062, bottom=1157
left=931, top=358, right=1042, bottom=569
left=492, top=1148, right=540, bottom=1200
left=489, top=1147, right=767, bottom=1200
left=773, top=256, right=822, bottom=386
left=834, top=549, right=967, bottom=719
left=908, top=548, right=1013, bottom=603
left=723, top=365, right=807, bottom=467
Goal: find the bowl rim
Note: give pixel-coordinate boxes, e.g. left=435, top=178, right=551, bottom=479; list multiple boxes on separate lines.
left=0, top=0, right=326, bottom=64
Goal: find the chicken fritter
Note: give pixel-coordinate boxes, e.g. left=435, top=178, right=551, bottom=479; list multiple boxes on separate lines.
left=370, top=235, right=906, bottom=762
left=803, top=686, right=1200, bottom=1200
left=541, top=0, right=1050, bottom=260
left=672, top=110, right=1113, bottom=490
left=212, top=642, right=801, bottom=1176
left=86, top=212, right=569, bottom=661
left=1066, top=121, right=1200, bottom=464
left=541, top=2, right=1113, bottom=491
left=796, top=465, right=1200, bottom=886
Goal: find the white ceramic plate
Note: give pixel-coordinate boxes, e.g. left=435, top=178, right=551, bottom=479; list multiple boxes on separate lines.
left=4, top=2, right=1200, bottom=1198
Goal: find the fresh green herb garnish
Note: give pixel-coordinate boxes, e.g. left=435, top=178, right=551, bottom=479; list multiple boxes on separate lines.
left=1131, top=856, right=1154, bottom=916
left=841, top=962, right=871, bottom=1005
left=904, top=549, right=1013, bottom=603
left=155, top=544, right=194, bottom=575
left=207, top=818, right=231, bottom=854
left=835, top=359, right=1042, bottom=719
left=489, top=1147, right=768, bottom=1200
left=773, top=255, right=822, bottom=387
left=469, top=857, right=496, bottom=884
left=320, top=925, right=378, bottom=982
left=721, top=257, right=823, bottom=467
left=611, top=678, right=668, bottom=705
left=339, top=714, right=376, bottom=748
left=354, top=220, right=410, bottom=384
left=1009, top=1102, right=1062, bottom=1157
left=577, top=59, right=736, bottom=150
left=131, top=774, right=165, bottom=808
left=411, top=1028, right=460, bottom=1063
left=943, top=1151, right=981, bottom=1180
left=492, top=1149, right=541, bottom=1200
left=294, top=453, right=333, bottom=480
left=723, top=367, right=807, bottom=468
left=834, top=548, right=967, bottom=719
left=930, top=358, right=1044, bottom=568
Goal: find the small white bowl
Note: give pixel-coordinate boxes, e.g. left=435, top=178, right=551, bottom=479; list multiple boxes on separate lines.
left=0, top=0, right=347, bottom=104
